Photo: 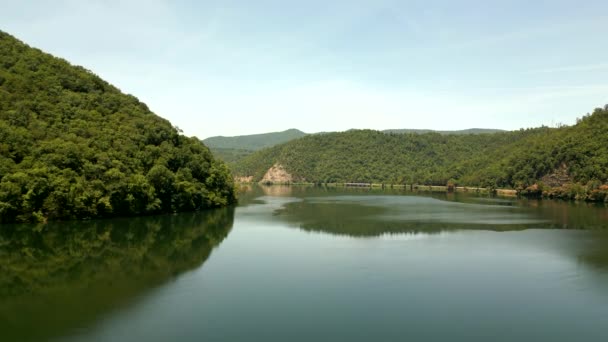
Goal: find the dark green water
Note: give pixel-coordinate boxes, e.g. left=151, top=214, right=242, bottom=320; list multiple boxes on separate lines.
left=1, top=186, right=608, bottom=341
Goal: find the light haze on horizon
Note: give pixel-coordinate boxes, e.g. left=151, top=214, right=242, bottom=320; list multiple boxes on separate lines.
left=2, top=0, right=607, bottom=139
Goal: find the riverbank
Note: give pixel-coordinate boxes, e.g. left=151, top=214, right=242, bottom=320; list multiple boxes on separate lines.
left=239, top=181, right=519, bottom=197
left=238, top=181, right=608, bottom=203
left=519, top=183, right=608, bottom=202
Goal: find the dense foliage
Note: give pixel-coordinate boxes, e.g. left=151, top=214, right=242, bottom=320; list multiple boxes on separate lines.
left=0, top=31, right=236, bottom=223
left=234, top=106, right=608, bottom=200
left=203, top=128, right=307, bottom=150
left=234, top=129, right=541, bottom=184
left=206, top=128, right=504, bottom=165
left=382, top=128, right=504, bottom=135
left=204, top=128, right=308, bottom=166
left=209, top=147, right=257, bottom=166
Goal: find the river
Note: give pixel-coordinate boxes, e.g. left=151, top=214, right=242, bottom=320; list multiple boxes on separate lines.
left=1, top=186, right=607, bottom=341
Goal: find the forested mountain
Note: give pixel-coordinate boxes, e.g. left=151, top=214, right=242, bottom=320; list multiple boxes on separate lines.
left=204, top=128, right=307, bottom=150
left=204, top=129, right=307, bottom=165
left=205, top=127, right=502, bottom=153
left=205, top=128, right=505, bottom=165
left=0, top=31, right=236, bottom=223
left=209, top=147, right=256, bottom=165
left=234, top=106, right=608, bottom=201
left=382, top=128, right=504, bottom=135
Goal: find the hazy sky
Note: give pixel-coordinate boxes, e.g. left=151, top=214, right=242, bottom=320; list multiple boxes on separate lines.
left=2, top=0, right=608, bottom=138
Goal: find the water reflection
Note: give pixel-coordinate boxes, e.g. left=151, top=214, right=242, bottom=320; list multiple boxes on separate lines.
left=261, top=185, right=293, bottom=197
left=246, top=186, right=608, bottom=271
left=0, top=208, right=234, bottom=342
left=243, top=186, right=608, bottom=236
left=3, top=186, right=607, bottom=342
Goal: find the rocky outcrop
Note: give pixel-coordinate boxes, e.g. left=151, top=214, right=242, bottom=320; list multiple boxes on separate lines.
left=541, top=163, right=572, bottom=187
left=260, top=164, right=293, bottom=184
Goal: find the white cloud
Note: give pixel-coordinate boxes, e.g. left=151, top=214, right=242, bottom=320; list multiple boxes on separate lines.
left=2, top=1, right=607, bottom=138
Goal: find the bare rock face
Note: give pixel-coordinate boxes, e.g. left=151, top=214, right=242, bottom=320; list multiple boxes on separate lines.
left=541, top=163, right=572, bottom=187
left=260, top=164, right=293, bottom=184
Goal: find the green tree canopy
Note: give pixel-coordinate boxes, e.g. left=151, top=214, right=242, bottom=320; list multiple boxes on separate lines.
left=0, top=31, right=236, bottom=223
left=234, top=105, right=608, bottom=201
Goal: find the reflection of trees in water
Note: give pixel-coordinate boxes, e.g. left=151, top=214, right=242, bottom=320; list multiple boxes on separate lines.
left=261, top=185, right=293, bottom=197
left=242, top=186, right=608, bottom=271
left=273, top=197, right=608, bottom=272
left=0, top=208, right=234, bottom=342
left=527, top=200, right=608, bottom=230
left=267, top=187, right=608, bottom=235
left=238, top=185, right=304, bottom=206
left=274, top=200, right=541, bottom=237
left=575, top=232, right=608, bottom=271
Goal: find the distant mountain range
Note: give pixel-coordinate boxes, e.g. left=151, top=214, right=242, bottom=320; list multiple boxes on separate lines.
left=204, top=127, right=505, bottom=164
left=230, top=107, right=608, bottom=202
left=203, top=129, right=307, bottom=165
left=203, top=129, right=307, bottom=151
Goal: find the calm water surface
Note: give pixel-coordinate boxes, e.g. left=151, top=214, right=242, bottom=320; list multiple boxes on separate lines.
left=1, top=186, right=608, bottom=341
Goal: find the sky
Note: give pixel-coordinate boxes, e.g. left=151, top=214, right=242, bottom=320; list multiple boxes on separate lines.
left=1, top=0, right=608, bottom=139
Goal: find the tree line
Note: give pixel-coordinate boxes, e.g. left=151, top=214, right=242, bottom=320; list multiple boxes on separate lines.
left=234, top=106, right=608, bottom=202
left=0, top=31, right=236, bottom=223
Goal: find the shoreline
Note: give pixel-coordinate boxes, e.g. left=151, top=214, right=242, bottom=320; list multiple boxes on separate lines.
left=236, top=182, right=608, bottom=203
left=237, top=182, right=518, bottom=197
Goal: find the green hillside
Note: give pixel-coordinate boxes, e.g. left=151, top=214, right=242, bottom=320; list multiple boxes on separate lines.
left=204, top=128, right=307, bottom=165
left=234, top=106, right=608, bottom=201
left=204, top=128, right=307, bottom=150
left=382, top=128, right=505, bottom=135
left=0, top=31, right=236, bottom=223
left=205, top=128, right=504, bottom=165
left=209, top=147, right=256, bottom=165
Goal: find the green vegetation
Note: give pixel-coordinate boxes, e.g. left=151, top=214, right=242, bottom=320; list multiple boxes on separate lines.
left=382, top=128, right=505, bottom=135
left=204, top=128, right=307, bottom=150
left=234, top=106, right=608, bottom=201
left=210, top=147, right=257, bottom=165
left=0, top=208, right=233, bottom=341
left=0, top=31, right=236, bottom=223
left=204, top=128, right=307, bottom=165
left=205, top=128, right=504, bottom=165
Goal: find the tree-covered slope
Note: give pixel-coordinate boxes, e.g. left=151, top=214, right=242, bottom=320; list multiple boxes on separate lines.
left=233, top=129, right=532, bottom=184
left=204, top=128, right=307, bottom=150
left=206, top=128, right=503, bottom=165
left=234, top=106, right=608, bottom=197
left=209, top=147, right=256, bottom=165
left=382, top=128, right=505, bottom=135
left=0, top=31, right=236, bottom=223
left=460, top=106, right=608, bottom=192
left=204, top=128, right=307, bottom=165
